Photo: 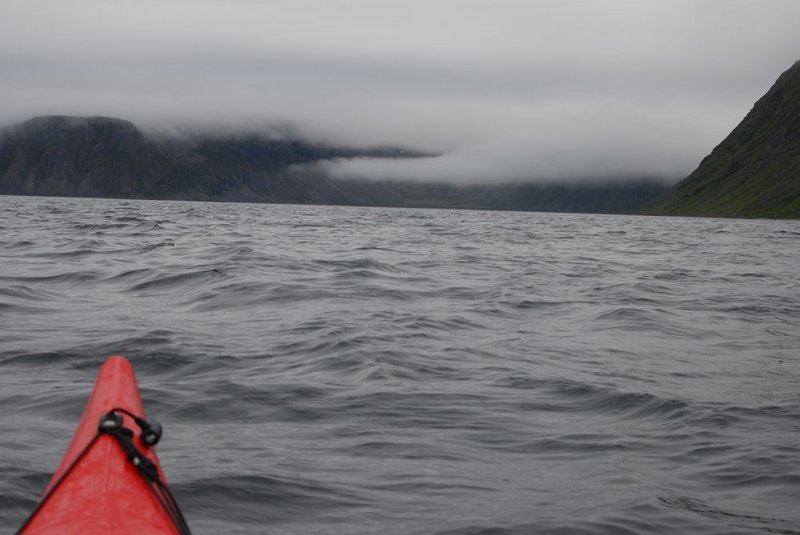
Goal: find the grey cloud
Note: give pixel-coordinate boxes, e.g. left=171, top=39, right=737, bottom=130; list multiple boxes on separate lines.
left=1, top=0, right=799, bottom=183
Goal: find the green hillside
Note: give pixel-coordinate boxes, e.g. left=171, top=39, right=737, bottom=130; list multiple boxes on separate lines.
left=650, top=61, right=800, bottom=218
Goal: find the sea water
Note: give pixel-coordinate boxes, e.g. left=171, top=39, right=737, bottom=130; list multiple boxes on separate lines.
left=1, top=195, right=798, bottom=534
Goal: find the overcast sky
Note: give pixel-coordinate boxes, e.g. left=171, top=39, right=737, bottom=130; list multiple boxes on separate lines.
left=1, top=0, right=798, bottom=183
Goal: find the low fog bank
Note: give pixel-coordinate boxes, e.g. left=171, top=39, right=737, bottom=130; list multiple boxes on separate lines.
left=3, top=112, right=685, bottom=187
left=135, top=93, right=711, bottom=185
left=0, top=112, right=671, bottom=213
left=17, top=97, right=715, bottom=186
left=314, top=152, right=681, bottom=186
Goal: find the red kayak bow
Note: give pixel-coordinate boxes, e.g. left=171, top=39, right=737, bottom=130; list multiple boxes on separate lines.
left=17, top=356, right=190, bottom=534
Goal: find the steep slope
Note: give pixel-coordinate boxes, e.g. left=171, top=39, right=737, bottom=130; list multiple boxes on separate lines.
left=0, top=116, right=173, bottom=197
left=651, top=61, right=800, bottom=218
left=0, top=116, right=418, bottom=203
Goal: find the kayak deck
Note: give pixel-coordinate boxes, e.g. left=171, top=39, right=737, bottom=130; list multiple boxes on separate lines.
left=19, top=356, right=187, bottom=535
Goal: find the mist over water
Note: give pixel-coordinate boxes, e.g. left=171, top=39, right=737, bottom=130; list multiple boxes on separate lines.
left=1, top=195, right=799, bottom=535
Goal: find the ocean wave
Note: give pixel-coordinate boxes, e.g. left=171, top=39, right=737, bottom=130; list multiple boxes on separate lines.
left=2, top=197, right=799, bottom=535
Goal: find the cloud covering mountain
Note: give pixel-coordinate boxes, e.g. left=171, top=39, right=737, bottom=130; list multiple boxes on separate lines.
left=1, top=0, right=799, bottom=184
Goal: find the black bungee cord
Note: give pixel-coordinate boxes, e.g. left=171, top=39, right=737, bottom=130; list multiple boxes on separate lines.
left=16, top=409, right=191, bottom=535
left=100, top=409, right=192, bottom=535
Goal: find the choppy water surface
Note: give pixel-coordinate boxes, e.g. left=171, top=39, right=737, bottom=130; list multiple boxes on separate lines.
left=1, top=195, right=799, bottom=534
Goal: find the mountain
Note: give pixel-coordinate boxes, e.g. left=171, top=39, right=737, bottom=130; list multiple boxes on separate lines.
left=0, top=115, right=668, bottom=213
left=0, top=116, right=168, bottom=198
left=0, top=115, right=425, bottom=203
left=650, top=61, right=800, bottom=218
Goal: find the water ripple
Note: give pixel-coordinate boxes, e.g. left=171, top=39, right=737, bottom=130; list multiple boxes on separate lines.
left=1, top=196, right=799, bottom=534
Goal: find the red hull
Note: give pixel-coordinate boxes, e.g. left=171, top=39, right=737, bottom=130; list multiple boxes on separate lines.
left=20, top=356, right=182, bottom=534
